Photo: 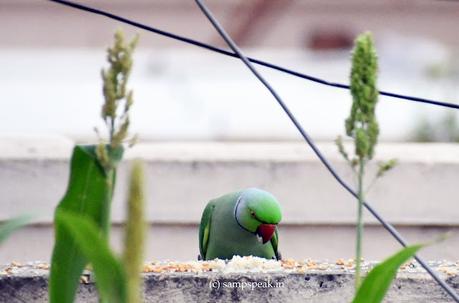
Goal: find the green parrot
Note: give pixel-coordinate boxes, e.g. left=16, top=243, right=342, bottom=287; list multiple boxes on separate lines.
left=199, top=188, right=282, bottom=261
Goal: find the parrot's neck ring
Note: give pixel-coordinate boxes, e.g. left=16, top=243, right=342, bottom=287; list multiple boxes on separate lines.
left=234, top=195, right=255, bottom=235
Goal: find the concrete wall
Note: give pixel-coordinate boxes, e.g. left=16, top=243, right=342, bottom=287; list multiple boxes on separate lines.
left=1, top=262, right=458, bottom=302
left=1, top=136, right=459, bottom=263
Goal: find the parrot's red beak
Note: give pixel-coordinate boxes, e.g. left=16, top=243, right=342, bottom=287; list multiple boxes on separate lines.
left=256, top=224, right=276, bottom=244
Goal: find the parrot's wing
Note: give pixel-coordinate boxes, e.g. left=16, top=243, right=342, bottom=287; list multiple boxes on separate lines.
left=199, top=201, right=216, bottom=260
left=271, top=227, right=280, bottom=260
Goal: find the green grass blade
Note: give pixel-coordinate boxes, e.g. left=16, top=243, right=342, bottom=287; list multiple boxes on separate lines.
left=352, top=244, right=423, bottom=303
left=56, top=210, right=127, bottom=303
left=0, top=216, right=32, bottom=244
left=49, top=145, right=122, bottom=303
left=123, top=161, right=146, bottom=303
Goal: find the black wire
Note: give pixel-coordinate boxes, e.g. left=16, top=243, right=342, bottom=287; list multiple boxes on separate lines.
left=46, top=0, right=459, bottom=110
left=194, top=0, right=459, bottom=301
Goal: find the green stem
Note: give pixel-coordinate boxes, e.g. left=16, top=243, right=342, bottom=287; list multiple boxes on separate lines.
left=355, top=158, right=365, bottom=291
left=110, top=118, right=115, bottom=145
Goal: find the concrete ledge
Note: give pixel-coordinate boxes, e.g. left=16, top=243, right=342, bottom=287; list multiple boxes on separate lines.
left=2, top=137, right=459, bottom=262
left=2, top=137, right=459, bottom=225
left=1, top=258, right=458, bottom=303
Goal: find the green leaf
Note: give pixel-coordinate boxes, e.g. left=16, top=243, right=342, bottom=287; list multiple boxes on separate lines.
left=0, top=216, right=31, bottom=244
left=352, top=244, right=423, bottom=303
left=49, top=145, right=123, bottom=303
left=376, top=159, right=397, bottom=178
left=335, top=136, right=350, bottom=162
left=56, top=210, right=127, bottom=303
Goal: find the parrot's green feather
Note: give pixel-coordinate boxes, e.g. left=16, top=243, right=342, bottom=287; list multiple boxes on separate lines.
left=244, top=190, right=282, bottom=224
left=199, top=201, right=216, bottom=259
left=203, top=226, right=210, bottom=252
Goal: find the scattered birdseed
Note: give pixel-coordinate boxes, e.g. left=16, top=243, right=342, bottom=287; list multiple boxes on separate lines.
left=80, top=275, right=90, bottom=284
left=281, top=259, right=297, bottom=269
left=438, top=267, right=458, bottom=276
left=10, top=261, right=22, bottom=267
left=35, top=263, right=50, bottom=270
left=336, top=258, right=345, bottom=266
left=0, top=257, right=458, bottom=278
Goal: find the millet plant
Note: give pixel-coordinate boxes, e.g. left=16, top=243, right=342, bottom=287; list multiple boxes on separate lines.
left=96, top=30, right=139, bottom=171
left=336, top=32, right=396, bottom=290
left=49, top=30, right=144, bottom=303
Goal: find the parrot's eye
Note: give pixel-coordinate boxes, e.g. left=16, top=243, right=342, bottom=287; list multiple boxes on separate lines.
left=250, top=210, right=256, bottom=218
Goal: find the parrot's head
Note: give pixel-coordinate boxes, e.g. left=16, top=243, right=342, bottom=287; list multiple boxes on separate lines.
left=235, top=188, right=282, bottom=244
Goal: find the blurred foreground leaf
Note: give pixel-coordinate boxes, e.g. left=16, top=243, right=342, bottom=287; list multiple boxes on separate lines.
left=352, top=244, right=423, bottom=303
left=0, top=216, right=31, bottom=244
left=56, top=210, right=127, bottom=303
left=123, top=161, right=146, bottom=303
left=49, top=145, right=122, bottom=303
